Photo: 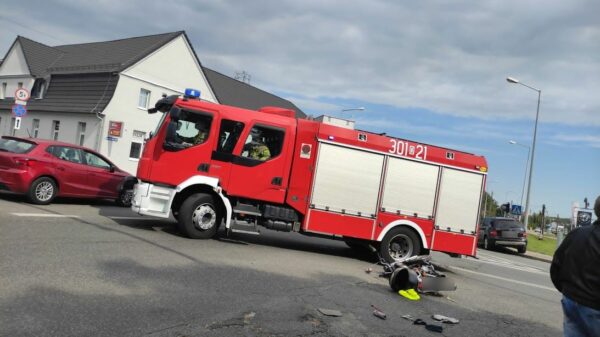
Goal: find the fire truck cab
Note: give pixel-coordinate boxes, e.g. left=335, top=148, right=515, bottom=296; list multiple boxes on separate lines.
left=133, top=90, right=488, bottom=262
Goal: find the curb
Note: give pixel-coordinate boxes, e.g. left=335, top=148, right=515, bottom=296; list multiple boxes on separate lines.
left=521, top=252, right=552, bottom=263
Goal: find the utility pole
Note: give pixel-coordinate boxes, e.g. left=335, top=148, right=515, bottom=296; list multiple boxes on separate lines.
left=234, top=71, right=252, bottom=83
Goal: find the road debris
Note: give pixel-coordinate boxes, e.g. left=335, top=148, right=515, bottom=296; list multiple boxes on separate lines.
left=379, top=255, right=457, bottom=295
left=432, top=314, right=459, bottom=324
left=413, top=318, right=444, bottom=333
left=317, top=308, right=343, bottom=317
left=398, top=288, right=420, bottom=301
left=365, top=267, right=373, bottom=274
left=371, top=305, right=387, bottom=320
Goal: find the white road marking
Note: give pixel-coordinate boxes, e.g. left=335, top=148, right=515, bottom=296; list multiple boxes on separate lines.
left=11, top=213, right=80, bottom=218
left=474, top=251, right=548, bottom=275
left=451, top=266, right=557, bottom=292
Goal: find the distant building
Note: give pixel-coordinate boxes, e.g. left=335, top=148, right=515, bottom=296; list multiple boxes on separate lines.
left=0, top=31, right=304, bottom=173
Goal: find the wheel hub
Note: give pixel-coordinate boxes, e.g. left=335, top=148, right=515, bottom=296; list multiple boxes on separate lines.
left=35, top=182, right=54, bottom=202
left=388, top=234, right=413, bottom=260
left=192, top=204, right=216, bottom=230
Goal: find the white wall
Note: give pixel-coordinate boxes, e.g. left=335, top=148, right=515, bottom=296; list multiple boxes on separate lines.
left=98, top=35, right=218, bottom=174
left=0, top=41, right=35, bottom=99
left=0, top=111, right=100, bottom=149
left=121, top=35, right=216, bottom=102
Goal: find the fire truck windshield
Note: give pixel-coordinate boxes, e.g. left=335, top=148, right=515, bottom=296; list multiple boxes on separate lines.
left=149, top=111, right=168, bottom=140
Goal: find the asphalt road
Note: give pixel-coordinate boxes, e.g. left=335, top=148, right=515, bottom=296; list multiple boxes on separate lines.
left=0, top=193, right=562, bottom=337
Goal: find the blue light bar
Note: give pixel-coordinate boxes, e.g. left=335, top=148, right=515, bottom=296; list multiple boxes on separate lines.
left=184, top=88, right=201, bottom=98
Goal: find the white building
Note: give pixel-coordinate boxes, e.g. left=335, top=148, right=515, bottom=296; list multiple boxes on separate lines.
left=0, top=32, right=304, bottom=173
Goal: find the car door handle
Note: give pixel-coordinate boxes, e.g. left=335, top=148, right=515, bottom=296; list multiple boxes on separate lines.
left=197, top=163, right=210, bottom=172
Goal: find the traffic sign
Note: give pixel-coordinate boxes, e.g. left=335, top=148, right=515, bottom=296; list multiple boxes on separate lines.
left=511, top=204, right=522, bottom=215
left=14, top=117, right=22, bottom=130
left=106, top=136, right=118, bottom=142
left=15, top=88, right=30, bottom=102
left=12, top=104, right=27, bottom=117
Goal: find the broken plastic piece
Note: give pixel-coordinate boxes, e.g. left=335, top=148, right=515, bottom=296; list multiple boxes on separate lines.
left=432, top=314, right=459, bottom=324
left=399, top=289, right=420, bottom=301
left=371, top=305, right=387, bottom=320
left=317, top=308, right=343, bottom=317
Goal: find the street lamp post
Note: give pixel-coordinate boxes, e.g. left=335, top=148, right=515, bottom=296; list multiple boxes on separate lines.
left=341, top=107, right=365, bottom=120
left=506, top=76, right=542, bottom=229
left=509, top=140, right=531, bottom=208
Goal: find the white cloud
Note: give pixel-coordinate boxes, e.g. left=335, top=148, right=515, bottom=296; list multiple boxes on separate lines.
left=1, top=0, right=599, bottom=126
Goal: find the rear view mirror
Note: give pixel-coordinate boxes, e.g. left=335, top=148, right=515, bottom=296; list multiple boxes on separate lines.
left=109, top=165, right=116, bottom=173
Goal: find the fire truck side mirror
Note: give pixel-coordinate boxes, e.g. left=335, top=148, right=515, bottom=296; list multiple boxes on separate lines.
left=169, top=107, right=182, bottom=121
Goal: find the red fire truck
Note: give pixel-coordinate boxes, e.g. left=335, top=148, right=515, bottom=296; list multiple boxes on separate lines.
left=132, top=89, right=488, bottom=262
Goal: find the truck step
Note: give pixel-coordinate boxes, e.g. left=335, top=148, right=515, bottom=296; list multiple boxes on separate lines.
left=229, top=221, right=260, bottom=236
left=233, top=203, right=262, bottom=217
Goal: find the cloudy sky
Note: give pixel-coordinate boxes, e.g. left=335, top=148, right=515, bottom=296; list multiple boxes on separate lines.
left=1, top=0, right=598, bottom=217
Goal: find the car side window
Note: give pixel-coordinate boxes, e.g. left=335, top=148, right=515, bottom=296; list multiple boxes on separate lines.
left=83, top=151, right=111, bottom=169
left=50, top=146, right=83, bottom=164
left=217, top=119, right=245, bottom=154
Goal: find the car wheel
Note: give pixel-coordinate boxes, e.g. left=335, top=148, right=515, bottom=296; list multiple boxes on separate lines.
left=177, top=193, right=221, bottom=239
left=27, top=177, right=57, bottom=205
left=379, top=227, right=421, bottom=263
left=483, top=236, right=495, bottom=250
left=517, top=245, right=527, bottom=254
left=115, top=189, right=133, bottom=207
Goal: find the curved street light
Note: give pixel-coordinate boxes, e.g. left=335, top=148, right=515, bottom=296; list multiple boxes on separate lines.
left=341, top=107, right=365, bottom=120
left=506, top=76, right=542, bottom=229
left=509, top=140, right=531, bottom=209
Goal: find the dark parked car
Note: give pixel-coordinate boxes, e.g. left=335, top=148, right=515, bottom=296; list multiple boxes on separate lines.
left=0, top=136, right=136, bottom=206
left=478, top=217, right=528, bottom=253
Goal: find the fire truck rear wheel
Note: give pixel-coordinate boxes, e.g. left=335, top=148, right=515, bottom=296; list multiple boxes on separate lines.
left=380, top=227, right=421, bottom=263
left=177, top=193, right=221, bottom=239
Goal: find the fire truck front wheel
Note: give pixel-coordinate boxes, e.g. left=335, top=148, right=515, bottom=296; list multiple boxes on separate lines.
left=380, top=227, right=421, bottom=263
left=177, top=193, right=221, bottom=239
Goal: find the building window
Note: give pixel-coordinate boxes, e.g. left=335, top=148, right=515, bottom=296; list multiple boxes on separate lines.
left=18, top=82, right=23, bottom=89
left=76, top=122, right=86, bottom=146
left=51, top=120, right=60, bottom=140
left=129, top=130, right=146, bottom=160
left=31, top=79, right=46, bottom=99
left=0, top=83, right=6, bottom=99
left=32, top=119, right=40, bottom=138
left=138, top=88, right=151, bottom=109
left=10, top=118, right=16, bottom=136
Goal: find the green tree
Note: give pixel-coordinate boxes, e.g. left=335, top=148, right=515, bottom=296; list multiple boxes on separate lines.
left=481, top=191, right=498, bottom=218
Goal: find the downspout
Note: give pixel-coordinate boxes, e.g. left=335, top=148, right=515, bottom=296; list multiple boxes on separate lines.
left=94, top=111, right=105, bottom=152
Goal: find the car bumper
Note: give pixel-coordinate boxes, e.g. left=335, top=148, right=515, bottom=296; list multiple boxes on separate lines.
left=494, top=240, right=527, bottom=247
left=0, top=168, right=31, bottom=194
left=131, top=182, right=176, bottom=218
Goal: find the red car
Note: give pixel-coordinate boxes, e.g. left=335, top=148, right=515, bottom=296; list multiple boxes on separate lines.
left=0, top=136, right=136, bottom=206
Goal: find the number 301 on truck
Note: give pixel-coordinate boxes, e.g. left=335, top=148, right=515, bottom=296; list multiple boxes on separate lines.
left=132, top=89, right=488, bottom=262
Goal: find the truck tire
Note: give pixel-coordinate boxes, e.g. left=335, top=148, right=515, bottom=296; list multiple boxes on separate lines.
left=177, top=193, right=220, bottom=239
left=380, top=227, right=421, bottom=263
left=27, top=177, right=57, bottom=205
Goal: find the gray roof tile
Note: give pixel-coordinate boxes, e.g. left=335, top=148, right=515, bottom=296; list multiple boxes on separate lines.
left=203, top=67, right=305, bottom=118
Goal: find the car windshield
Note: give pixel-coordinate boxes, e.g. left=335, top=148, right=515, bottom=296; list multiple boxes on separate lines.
left=0, top=138, right=36, bottom=154
left=494, top=220, right=524, bottom=229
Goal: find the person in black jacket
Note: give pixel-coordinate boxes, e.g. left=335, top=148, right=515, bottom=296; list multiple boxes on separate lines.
left=550, top=196, right=600, bottom=337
